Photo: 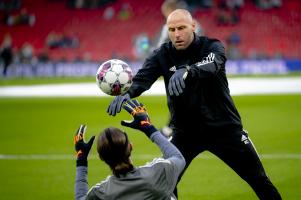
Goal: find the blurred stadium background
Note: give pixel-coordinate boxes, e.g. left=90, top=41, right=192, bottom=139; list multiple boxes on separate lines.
left=0, top=0, right=301, bottom=200
left=0, top=0, right=301, bottom=77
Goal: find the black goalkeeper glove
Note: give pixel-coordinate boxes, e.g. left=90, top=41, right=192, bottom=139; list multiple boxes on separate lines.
left=168, top=65, right=189, bottom=96
left=74, top=125, right=95, bottom=167
left=121, top=99, right=157, bottom=137
left=107, top=93, right=130, bottom=116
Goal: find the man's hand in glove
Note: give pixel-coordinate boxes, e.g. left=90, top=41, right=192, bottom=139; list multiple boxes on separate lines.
left=107, top=93, right=130, bottom=116
left=168, top=65, right=189, bottom=96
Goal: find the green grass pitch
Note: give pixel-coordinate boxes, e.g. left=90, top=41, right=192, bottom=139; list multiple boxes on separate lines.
left=0, top=95, right=300, bottom=200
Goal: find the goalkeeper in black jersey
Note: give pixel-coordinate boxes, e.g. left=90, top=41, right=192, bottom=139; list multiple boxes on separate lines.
left=107, top=9, right=281, bottom=199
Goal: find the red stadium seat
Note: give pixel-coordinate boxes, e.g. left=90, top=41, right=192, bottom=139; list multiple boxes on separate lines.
left=1, top=0, right=300, bottom=61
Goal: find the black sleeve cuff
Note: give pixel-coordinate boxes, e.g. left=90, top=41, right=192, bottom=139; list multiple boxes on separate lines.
left=76, top=159, right=88, bottom=167
left=144, top=125, right=158, bottom=137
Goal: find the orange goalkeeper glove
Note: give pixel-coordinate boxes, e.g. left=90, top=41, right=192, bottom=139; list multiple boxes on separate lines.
left=74, top=125, right=95, bottom=167
left=121, top=99, right=157, bottom=137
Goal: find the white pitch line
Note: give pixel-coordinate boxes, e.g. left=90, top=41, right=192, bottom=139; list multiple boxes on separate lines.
left=0, top=77, right=301, bottom=97
left=0, top=154, right=301, bottom=160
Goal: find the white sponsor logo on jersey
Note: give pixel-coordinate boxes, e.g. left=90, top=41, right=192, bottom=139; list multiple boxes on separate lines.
left=195, top=53, right=215, bottom=66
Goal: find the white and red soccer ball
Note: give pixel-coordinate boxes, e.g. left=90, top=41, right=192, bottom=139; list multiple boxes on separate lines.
left=96, top=59, right=133, bottom=96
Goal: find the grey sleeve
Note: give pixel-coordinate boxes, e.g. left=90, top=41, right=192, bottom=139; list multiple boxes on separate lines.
left=75, top=166, right=89, bottom=200
left=150, top=131, right=186, bottom=174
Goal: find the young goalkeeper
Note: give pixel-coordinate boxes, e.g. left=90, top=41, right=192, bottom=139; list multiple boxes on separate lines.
left=74, top=99, right=186, bottom=200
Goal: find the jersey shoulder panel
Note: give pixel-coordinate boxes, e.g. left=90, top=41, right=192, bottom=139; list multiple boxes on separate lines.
left=87, top=175, right=113, bottom=200
left=144, top=158, right=172, bottom=167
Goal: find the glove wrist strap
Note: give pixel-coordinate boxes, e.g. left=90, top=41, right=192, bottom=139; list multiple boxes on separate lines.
left=76, top=158, right=88, bottom=167
left=144, top=125, right=158, bottom=137
left=178, top=64, right=190, bottom=70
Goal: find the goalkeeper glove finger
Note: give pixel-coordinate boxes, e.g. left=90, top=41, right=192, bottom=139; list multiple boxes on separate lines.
left=107, top=93, right=130, bottom=116
left=121, top=99, right=157, bottom=137
left=74, top=125, right=95, bottom=166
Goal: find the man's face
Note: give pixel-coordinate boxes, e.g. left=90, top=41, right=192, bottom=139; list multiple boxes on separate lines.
left=167, top=11, right=195, bottom=50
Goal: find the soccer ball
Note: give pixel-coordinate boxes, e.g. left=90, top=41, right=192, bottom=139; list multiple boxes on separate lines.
left=96, top=59, right=133, bottom=96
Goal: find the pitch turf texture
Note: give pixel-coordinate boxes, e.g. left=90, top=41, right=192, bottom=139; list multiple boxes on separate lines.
left=0, top=95, right=300, bottom=200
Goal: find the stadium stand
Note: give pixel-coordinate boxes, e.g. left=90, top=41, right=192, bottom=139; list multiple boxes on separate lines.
left=0, top=0, right=300, bottom=62
left=195, top=0, right=301, bottom=59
